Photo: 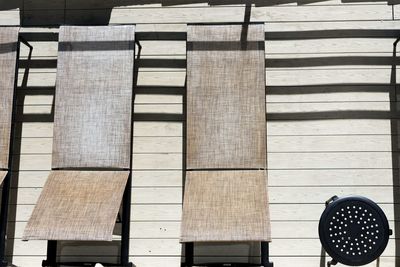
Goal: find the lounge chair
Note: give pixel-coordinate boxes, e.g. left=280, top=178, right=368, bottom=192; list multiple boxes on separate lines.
left=22, top=25, right=137, bottom=267
left=181, top=23, right=272, bottom=267
left=0, top=27, right=32, bottom=267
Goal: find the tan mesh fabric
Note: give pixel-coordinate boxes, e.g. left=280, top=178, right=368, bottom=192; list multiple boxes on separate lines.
left=23, top=170, right=129, bottom=241
left=186, top=24, right=266, bottom=169
left=181, top=170, right=271, bottom=242
left=52, top=26, right=135, bottom=169
left=0, top=171, right=7, bottom=185
left=0, top=27, right=19, bottom=169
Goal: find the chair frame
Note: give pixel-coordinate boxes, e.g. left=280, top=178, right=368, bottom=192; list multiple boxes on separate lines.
left=39, top=31, right=142, bottom=267
left=0, top=31, right=33, bottom=267
left=184, top=242, right=273, bottom=267
left=182, top=22, right=273, bottom=267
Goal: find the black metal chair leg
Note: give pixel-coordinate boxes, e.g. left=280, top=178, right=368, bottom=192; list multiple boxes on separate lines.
left=0, top=34, right=32, bottom=267
left=121, top=174, right=132, bottom=267
left=135, top=39, right=142, bottom=51
left=183, top=242, right=194, bottom=267
left=0, top=173, right=11, bottom=267
left=42, top=240, right=57, bottom=267
left=19, top=36, right=33, bottom=51
left=327, top=259, right=338, bottom=267
left=261, top=242, right=273, bottom=267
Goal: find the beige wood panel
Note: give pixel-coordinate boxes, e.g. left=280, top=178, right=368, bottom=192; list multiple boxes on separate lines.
left=18, top=88, right=390, bottom=104
left=134, top=122, right=183, bottom=136
left=8, top=220, right=400, bottom=241
left=18, top=91, right=393, bottom=107
left=105, top=5, right=391, bottom=24
left=267, top=88, right=391, bottom=103
left=11, top=203, right=398, bottom=222
left=269, top=203, right=397, bottom=221
left=10, top=5, right=383, bottom=27
left=268, top=151, right=393, bottom=169
left=132, top=153, right=183, bottom=170
left=134, top=103, right=182, bottom=115
left=127, top=101, right=394, bottom=120
left=11, top=151, right=399, bottom=173
left=17, top=168, right=399, bottom=188
left=13, top=221, right=180, bottom=239
left=7, top=0, right=390, bottom=12
left=267, top=135, right=392, bottom=152
left=267, top=39, right=396, bottom=54
left=131, top=170, right=183, bottom=186
left=15, top=21, right=400, bottom=58
left=8, top=238, right=400, bottom=257
left=18, top=136, right=182, bottom=154
left=17, top=68, right=400, bottom=87
left=20, top=123, right=53, bottom=138
left=9, top=256, right=400, bottom=267
left=267, top=68, right=396, bottom=85
left=17, top=40, right=398, bottom=60
left=62, top=0, right=390, bottom=9
left=267, top=120, right=392, bottom=135
left=187, top=24, right=266, bottom=169
left=22, top=122, right=191, bottom=138
left=11, top=185, right=396, bottom=205
left=0, top=6, right=395, bottom=26
left=16, top=170, right=183, bottom=187
left=268, top=169, right=395, bottom=186
left=16, top=119, right=394, bottom=137
left=267, top=19, right=400, bottom=31
left=15, top=134, right=393, bottom=155
left=15, top=150, right=394, bottom=171
left=14, top=204, right=184, bottom=222
left=13, top=169, right=395, bottom=188
left=0, top=10, right=20, bottom=26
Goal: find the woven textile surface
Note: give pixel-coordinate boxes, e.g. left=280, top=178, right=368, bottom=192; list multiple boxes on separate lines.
left=0, top=27, right=19, bottom=169
left=186, top=24, right=266, bottom=169
left=23, top=170, right=129, bottom=241
left=52, top=26, right=135, bottom=169
left=0, top=171, right=7, bottom=185
left=181, top=170, right=271, bottom=242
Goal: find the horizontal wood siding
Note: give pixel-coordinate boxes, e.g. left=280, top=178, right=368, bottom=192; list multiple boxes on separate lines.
left=0, top=1, right=399, bottom=266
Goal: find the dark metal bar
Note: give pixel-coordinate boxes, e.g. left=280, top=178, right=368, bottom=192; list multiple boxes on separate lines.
left=119, top=33, right=139, bottom=267
left=0, top=173, right=11, bottom=267
left=135, top=39, right=142, bottom=51
left=187, top=22, right=265, bottom=26
left=194, top=263, right=272, bottom=267
left=261, top=242, right=273, bottom=267
left=19, top=36, right=33, bottom=50
left=42, top=240, right=57, bottom=267
left=120, top=173, right=132, bottom=267
left=0, top=34, right=26, bottom=267
left=184, top=243, right=194, bottom=267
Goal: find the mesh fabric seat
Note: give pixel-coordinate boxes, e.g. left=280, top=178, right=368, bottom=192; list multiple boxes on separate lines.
left=0, top=27, right=19, bottom=184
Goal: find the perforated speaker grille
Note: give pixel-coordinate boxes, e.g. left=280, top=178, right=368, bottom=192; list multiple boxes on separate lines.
left=319, top=196, right=391, bottom=266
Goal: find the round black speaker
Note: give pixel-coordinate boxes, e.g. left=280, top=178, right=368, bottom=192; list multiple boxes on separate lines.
left=319, top=196, right=392, bottom=266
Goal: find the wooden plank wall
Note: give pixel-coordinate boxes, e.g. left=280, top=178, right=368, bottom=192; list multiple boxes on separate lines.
left=1, top=1, right=400, bottom=266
